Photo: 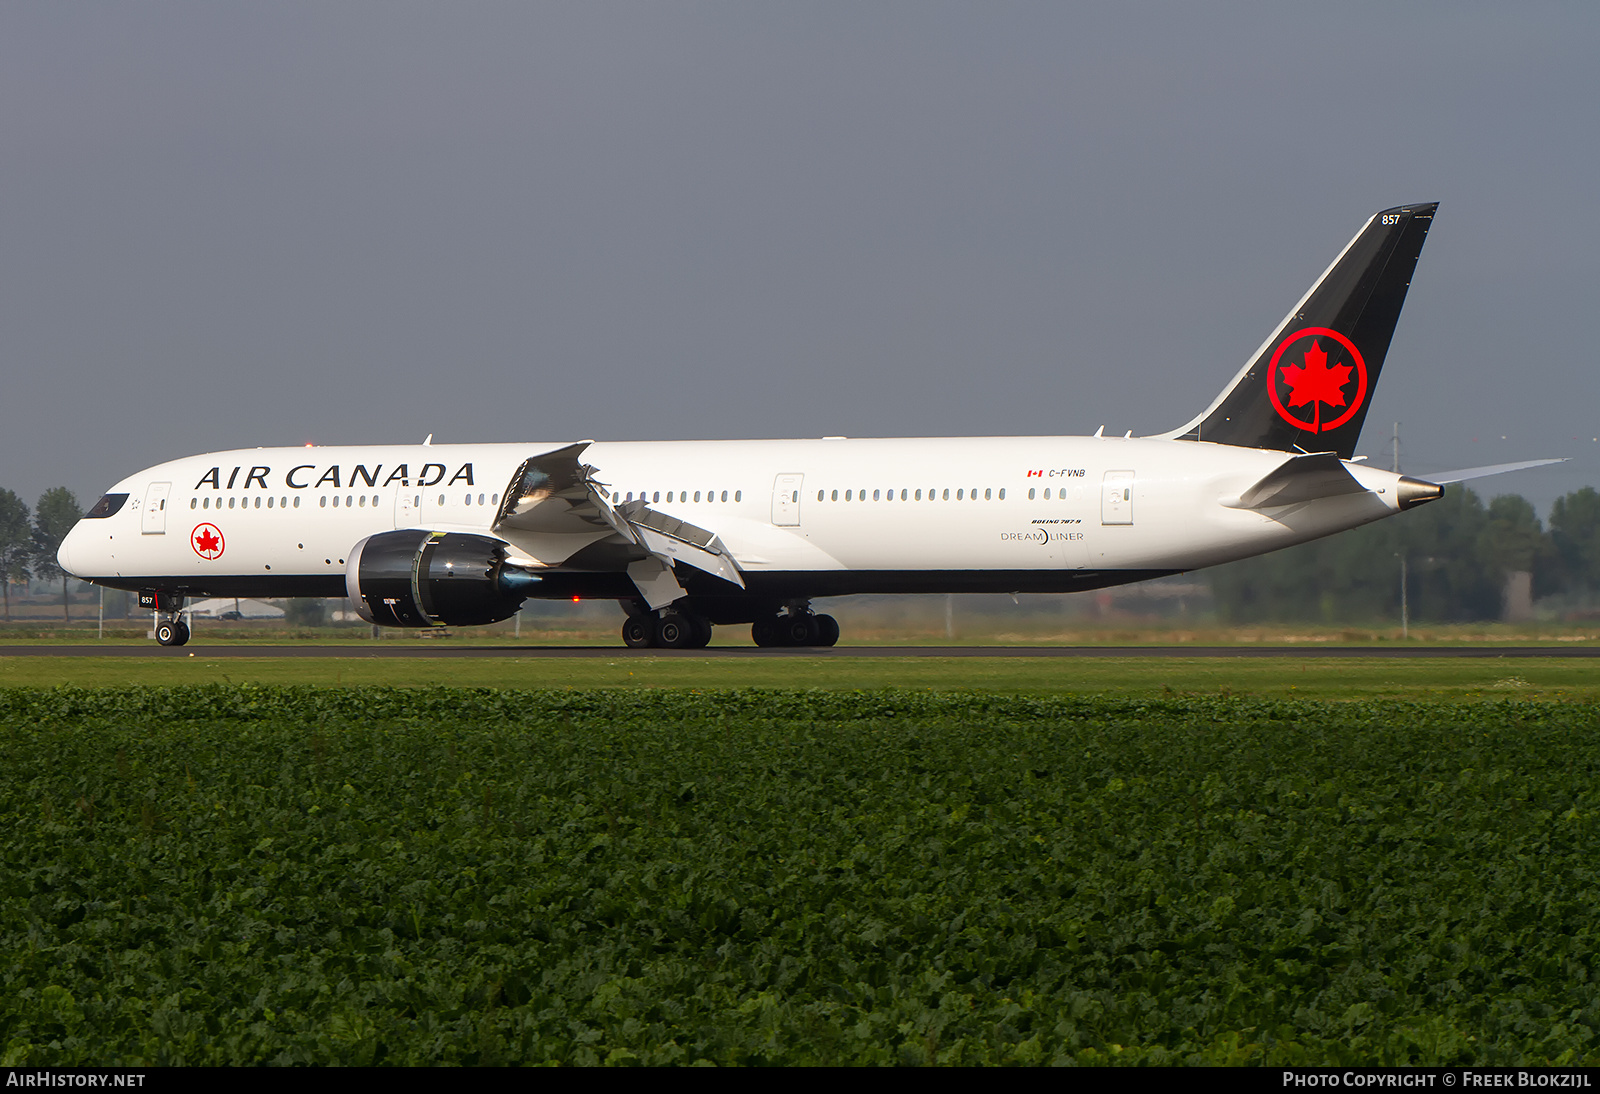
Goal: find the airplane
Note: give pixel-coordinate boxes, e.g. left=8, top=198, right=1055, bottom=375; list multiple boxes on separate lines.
left=56, top=201, right=1562, bottom=648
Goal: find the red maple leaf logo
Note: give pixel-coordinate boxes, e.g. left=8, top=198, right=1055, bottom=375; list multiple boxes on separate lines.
left=191, top=524, right=224, bottom=559
left=1279, top=339, right=1351, bottom=412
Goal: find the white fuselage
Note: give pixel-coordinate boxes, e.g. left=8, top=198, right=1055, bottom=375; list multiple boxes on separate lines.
left=60, top=435, right=1409, bottom=600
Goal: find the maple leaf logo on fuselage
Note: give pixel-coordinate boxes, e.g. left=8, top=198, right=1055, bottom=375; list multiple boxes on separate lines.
left=191, top=523, right=224, bottom=559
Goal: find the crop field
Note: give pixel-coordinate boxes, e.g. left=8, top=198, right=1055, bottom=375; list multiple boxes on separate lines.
left=3, top=653, right=1600, bottom=700
left=3, top=686, right=1598, bottom=1065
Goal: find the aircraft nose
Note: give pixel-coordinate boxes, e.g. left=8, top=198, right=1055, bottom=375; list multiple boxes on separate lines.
left=57, top=525, right=79, bottom=577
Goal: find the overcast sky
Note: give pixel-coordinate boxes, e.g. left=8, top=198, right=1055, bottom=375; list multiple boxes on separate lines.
left=3, top=3, right=1597, bottom=515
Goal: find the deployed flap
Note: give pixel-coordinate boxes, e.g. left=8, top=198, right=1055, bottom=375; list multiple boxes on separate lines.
left=1226, top=451, right=1369, bottom=509
left=627, top=557, right=686, bottom=610
left=620, top=501, right=746, bottom=588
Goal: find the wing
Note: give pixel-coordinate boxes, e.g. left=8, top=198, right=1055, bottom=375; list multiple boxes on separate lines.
left=492, top=442, right=744, bottom=606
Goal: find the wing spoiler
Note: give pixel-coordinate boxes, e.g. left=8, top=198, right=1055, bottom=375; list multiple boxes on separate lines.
left=494, top=443, right=745, bottom=604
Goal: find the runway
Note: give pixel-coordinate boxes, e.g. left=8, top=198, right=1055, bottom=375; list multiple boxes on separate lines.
left=5, top=644, right=1600, bottom=659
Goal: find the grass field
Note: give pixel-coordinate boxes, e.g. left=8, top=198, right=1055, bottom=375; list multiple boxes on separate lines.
left=3, top=687, right=1597, bottom=1065
left=0, top=652, right=1597, bottom=699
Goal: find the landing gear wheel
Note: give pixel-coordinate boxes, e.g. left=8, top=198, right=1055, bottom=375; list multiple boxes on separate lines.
left=655, top=612, right=696, bottom=649
left=621, top=617, right=655, bottom=649
left=752, top=618, right=780, bottom=647
left=156, top=620, right=190, bottom=647
left=690, top=616, right=714, bottom=649
left=813, top=614, right=840, bottom=647
left=781, top=614, right=820, bottom=647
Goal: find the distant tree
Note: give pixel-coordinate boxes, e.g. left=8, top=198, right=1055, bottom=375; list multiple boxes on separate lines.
left=32, top=488, right=82, bottom=623
left=0, top=490, right=30, bottom=622
left=1549, top=487, right=1600, bottom=595
left=1209, top=486, right=1504, bottom=624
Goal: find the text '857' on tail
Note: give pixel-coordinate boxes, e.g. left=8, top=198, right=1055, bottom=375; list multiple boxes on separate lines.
left=1171, top=203, right=1437, bottom=460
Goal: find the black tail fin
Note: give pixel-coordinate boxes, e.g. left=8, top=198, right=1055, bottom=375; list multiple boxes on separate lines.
left=1171, top=202, right=1437, bottom=459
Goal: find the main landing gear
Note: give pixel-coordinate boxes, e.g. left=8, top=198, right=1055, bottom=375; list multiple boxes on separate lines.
left=752, top=608, right=839, bottom=648
left=621, top=609, right=714, bottom=650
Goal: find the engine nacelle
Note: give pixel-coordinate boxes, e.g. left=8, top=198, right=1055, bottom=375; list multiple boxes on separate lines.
left=345, top=530, right=541, bottom=627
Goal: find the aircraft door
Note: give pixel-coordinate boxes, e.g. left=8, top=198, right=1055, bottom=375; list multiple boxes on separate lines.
left=1102, top=471, right=1134, bottom=525
left=772, top=473, right=804, bottom=526
left=141, top=482, right=171, bottom=534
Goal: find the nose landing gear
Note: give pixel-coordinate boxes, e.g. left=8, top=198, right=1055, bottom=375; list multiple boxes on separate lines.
left=155, top=618, right=191, bottom=647
left=140, top=591, right=191, bottom=647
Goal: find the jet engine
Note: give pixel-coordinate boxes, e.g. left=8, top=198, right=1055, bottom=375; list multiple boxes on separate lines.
left=345, top=530, right=542, bottom=627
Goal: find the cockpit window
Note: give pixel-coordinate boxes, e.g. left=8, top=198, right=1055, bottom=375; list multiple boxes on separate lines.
left=84, top=493, right=129, bottom=519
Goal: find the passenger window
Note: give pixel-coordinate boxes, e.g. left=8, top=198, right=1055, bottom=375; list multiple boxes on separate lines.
left=942, top=489, right=949, bottom=500
left=722, top=490, right=728, bottom=502
left=653, top=492, right=661, bottom=503
left=202, top=497, right=210, bottom=509
left=915, top=489, right=921, bottom=501
left=347, top=496, right=353, bottom=507
left=985, top=488, right=992, bottom=500
left=294, top=497, right=301, bottom=508
left=845, top=490, right=852, bottom=501
left=998, top=488, right=1005, bottom=500
left=957, top=489, right=963, bottom=500
left=228, top=497, right=235, bottom=509
left=901, top=489, right=908, bottom=501
left=1029, top=488, right=1036, bottom=500
left=694, top=491, right=701, bottom=502
left=359, top=495, right=366, bottom=507
left=831, top=490, right=838, bottom=501
left=332, top=497, right=339, bottom=508
left=267, top=497, right=274, bottom=508
left=190, top=498, right=197, bottom=509
left=478, top=493, right=485, bottom=506
left=873, top=489, right=880, bottom=501
left=1044, top=488, right=1051, bottom=499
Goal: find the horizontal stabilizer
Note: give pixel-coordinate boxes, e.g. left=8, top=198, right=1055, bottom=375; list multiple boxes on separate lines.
left=1419, top=458, right=1568, bottom=484
left=1225, top=451, right=1368, bottom=509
